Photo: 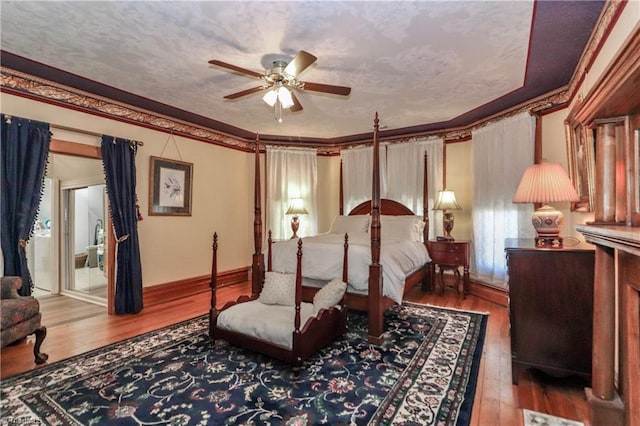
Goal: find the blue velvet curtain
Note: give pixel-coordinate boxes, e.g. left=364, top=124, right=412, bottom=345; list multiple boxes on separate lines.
left=101, top=135, right=143, bottom=314
left=0, top=115, right=51, bottom=295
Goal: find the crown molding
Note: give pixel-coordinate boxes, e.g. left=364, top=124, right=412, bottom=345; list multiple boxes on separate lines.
left=1, top=67, right=255, bottom=152
left=0, top=66, right=570, bottom=155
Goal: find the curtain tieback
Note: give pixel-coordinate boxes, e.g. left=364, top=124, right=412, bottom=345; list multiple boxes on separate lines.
left=19, top=239, right=27, bottom=248
left=116, top=234, right=130, bottom=243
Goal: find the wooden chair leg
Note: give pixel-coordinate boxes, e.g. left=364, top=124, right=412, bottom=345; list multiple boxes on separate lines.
left=33, top=326, right=48, bottom=364
left=438, top=268, right=445, bottom=295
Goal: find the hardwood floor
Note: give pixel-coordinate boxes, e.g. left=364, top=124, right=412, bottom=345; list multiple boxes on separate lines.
left=1, top=283, right=590, bottom=425
left=35, top=294, right=105, bottom=327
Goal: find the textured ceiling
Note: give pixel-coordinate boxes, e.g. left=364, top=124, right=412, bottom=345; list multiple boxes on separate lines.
left=0, top=1, right=604, bottom=142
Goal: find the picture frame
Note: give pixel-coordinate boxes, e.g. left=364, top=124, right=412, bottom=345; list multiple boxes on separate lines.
left=149, top=156, right=193, bottom=216
left=565, top=122, right=595, bottom=212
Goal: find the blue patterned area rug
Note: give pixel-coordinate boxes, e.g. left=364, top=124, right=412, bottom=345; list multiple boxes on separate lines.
left=1, top=302, right=487, bottom=425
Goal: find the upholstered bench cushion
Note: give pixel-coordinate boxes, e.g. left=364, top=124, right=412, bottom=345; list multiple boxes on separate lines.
left=217, top=300, right=315, bottom=349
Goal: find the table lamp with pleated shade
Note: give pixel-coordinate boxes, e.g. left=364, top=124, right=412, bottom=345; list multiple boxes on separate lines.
left=433, top=189, right=462, bottom=241
left=513, top=162, right=580, bottom=247
left=286, top=198, right=308, bottom=239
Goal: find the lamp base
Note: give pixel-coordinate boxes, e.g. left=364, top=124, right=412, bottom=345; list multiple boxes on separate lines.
left=535, top=236, right=564, bottom=248
left=532, top=205, right=564, bottom=238
left=442, top=211, right=455, bottom=241
left=290, top=216, right=300, bottom=239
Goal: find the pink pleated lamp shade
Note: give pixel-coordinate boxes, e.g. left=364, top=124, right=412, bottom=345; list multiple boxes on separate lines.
left=513, top=162, right=580, bottom=246
left=513, top=163, right=579, bottom=204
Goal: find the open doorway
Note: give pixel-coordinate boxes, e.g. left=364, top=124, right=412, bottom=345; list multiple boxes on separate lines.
left=26, top=151, right=110, bottom=311
left=27, top=177, right=56, bottom=297
left=61, top=183, right=108, bottom=305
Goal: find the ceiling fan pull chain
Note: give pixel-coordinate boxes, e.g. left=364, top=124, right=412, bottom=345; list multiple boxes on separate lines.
left=275, top=99, right=283, bottom=123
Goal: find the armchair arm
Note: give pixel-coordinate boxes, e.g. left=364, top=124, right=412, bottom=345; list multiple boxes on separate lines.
left=1, top=276, right=23, bottom=299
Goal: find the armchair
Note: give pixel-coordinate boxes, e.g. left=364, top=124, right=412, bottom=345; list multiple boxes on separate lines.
left=1, top=276, right=48, bottom=364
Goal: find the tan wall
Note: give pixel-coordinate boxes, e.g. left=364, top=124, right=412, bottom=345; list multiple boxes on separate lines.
left=316, top=156, right=340, bottom=233
left=576, top=2, right=640, bottom=105
left=444, top=141, right=473, bottom=242
left=140, top=133, right=253, bottom=286
left=1, top=93, right=254, bottom=287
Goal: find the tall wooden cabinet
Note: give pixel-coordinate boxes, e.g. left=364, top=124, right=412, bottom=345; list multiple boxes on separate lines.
left=506, top=239, right=594, bottom=385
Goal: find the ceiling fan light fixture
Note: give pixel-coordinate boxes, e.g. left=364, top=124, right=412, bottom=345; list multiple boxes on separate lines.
left=278, top=86, right=294, bottom=109
left=262, top=89, right=278, bottom=107
left=212, top=50, right=350, bottom=123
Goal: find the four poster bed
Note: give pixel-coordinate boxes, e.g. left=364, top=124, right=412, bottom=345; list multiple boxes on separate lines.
left=251, top=113, right=431, bottom=344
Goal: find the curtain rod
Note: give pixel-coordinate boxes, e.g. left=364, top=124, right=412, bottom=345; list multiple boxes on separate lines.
left=51, top=123, right=144, bottom=146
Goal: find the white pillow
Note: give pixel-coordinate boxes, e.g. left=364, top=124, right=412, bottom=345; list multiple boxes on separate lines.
left=329, top=215, right=370, bottom=234
left=258, top=271, right=296, bottom=306
left=313, top=278, right=347, bottom=314
left=380, top=215, right=425, bottom=241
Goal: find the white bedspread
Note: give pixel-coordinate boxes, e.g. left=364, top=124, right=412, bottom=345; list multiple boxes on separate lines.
left=269, top=232, right=430, bottom=303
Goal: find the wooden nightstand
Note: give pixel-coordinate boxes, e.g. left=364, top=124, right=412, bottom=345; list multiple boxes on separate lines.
left=426, top=240, right=470, bottom=298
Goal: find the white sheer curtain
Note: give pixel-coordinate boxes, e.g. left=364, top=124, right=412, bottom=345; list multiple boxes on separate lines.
left=471, top=112, right=535, bottom=287
left=340, top=145, right=387, bottom=213
left=386, top=137, right=444, bottom=239
left=266, top=147, right=318, bottom=240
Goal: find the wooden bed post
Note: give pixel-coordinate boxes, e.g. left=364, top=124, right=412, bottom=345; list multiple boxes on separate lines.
left=209, top=232, right=218, bottom=339
left=368, top=112, right=384, bottom=344
left=339, top=159, right=344, bottom=215
left=422, top=151, right=432, bottom=291
left=252, top=135, right=265, bottom=297
left=342, top=233, right=349, bottom=309
left=293, top=238, right=303, bottom=367
left=267, top=230, right=272, bottom=272
left=294, top=239, right=303, bottom=334
left=423, top=151, right=430, bottom=242
left=342, top=234, right=349, bottom=283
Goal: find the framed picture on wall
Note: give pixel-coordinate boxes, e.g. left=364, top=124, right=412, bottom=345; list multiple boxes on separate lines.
left=565, top=122, right=595, bottom=212
left=149, top=156, right=193, bottom=216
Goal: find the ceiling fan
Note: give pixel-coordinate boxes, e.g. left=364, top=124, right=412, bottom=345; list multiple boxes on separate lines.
left=209, top=50, right=351, bottom=122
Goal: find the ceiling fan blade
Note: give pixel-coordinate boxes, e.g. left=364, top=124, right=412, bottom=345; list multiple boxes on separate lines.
left=209, top=59, right=263, bottom=78
left=289, top=91, right=303, bottom=112
left=302, top=81, right=351, bottom=96
left=223, top=86, right=265, bottom=99
left=283, top=50, right=317, bottom=77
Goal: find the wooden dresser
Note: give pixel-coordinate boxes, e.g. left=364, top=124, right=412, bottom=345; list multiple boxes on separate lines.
left=505, top=238, right=594, bottom=385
